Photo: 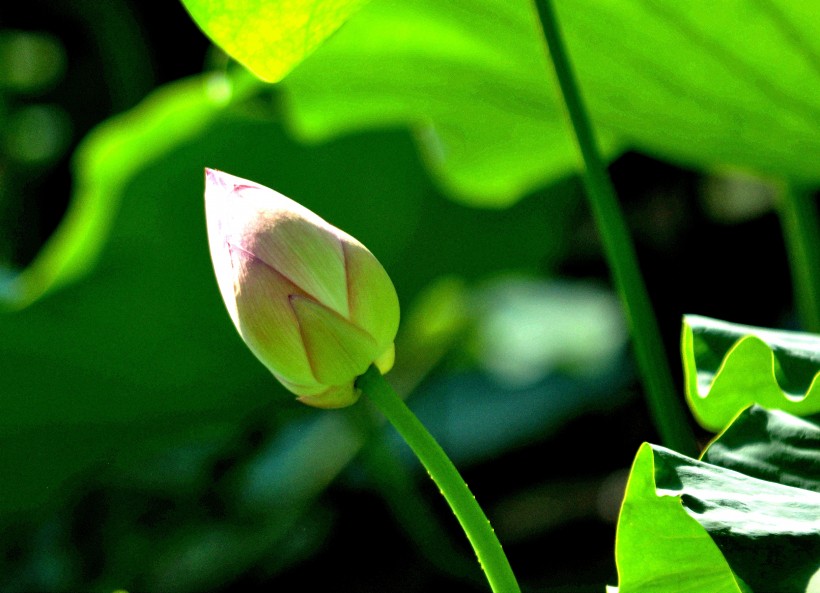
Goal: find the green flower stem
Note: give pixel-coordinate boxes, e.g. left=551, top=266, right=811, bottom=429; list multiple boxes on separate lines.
left=532, top=0, right=698, bottom=457
left=356, top=425, right=483, bottom=584
left=356, top=365, right=520, bottom=593
left=778, top=183, right=820, bottom=333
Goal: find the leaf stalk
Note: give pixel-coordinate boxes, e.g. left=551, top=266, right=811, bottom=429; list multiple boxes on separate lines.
left=778, top=184, right=820, bottom=333
left=532, top=0, right=698, bottom=456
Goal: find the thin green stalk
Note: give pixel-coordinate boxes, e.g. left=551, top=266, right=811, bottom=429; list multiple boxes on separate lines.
left=532, top=0, right=698, bottom=456
left=778, top=184, right=820, bottom=333
left=356, top=365, right=520, bottom=593
left=357, top=427, right=483, bottom=584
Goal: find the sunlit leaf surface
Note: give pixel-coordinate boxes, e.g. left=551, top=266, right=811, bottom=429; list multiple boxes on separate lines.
left=180, top=0, right=370, bottom=82
left=613, top=443, right=746, bottom=593
left=282, top=0, right=820, bottom=205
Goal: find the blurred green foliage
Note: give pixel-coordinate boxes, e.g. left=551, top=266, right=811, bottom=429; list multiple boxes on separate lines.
left=0, top=0, right=818, bottom=590
left=0, top=74, right=576, bottom=513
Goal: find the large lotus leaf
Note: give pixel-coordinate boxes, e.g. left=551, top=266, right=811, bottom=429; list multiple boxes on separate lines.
left=281, top=0, right=820, bottom=206
left=280, top=0, right=595, bottom=206
left=682, top=315, right=820, bottom=432
left=614, top=409, right=820, bottom=593
left=180, top=0, right=370, bottom=83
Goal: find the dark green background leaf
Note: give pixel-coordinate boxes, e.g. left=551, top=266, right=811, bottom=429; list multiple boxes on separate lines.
left=0, top=71, right=575, bottom=515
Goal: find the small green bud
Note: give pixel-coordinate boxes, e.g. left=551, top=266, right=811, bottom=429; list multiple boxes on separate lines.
left=205, top=169, right=400, bottom=408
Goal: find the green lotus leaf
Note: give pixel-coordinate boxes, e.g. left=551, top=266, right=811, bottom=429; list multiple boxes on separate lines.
left=280, top=0, right=617, bottom=206
left=698, top=406, right=820, bottom=591
left=612, top=443, right=748, bottom=593
left=180, top=0, right=370, bottom=83
left=682, top=315, right=820, bottom=432
left=614, top=408, right=820, bottom=592
left=281, top=0, right=820, bottom=206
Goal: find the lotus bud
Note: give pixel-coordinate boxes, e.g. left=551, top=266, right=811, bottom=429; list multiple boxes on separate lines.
left=205, top=169, right=400, bottom=409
